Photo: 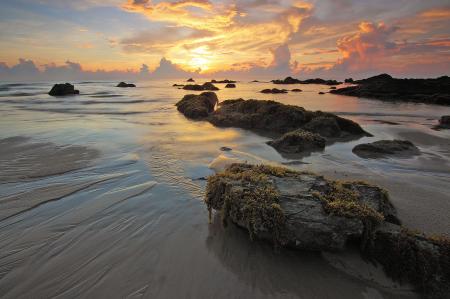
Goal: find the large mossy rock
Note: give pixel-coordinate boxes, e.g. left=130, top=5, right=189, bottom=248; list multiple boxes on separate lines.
left=205, top=163, right=450, bottom=298
left=267, top=129, right=325, bottom=154
left=48, top=83, right=79, bottom=96
left=175, top=92, right=218, bottom=119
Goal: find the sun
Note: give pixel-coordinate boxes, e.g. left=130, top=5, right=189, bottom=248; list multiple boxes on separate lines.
left=189, top=57, right=211, bottom=71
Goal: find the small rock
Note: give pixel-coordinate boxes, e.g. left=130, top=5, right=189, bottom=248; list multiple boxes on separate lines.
left=48, top=83, right=79, bottom=96
left=267, top=129, right=325, bottom=154
left=225, top=83, right=236, bottom=88
left=187, top=78, right=195, bottom=82
left=261, top=88, right=288, bottom=94
left=318, top=92, right=325, bottom=95
left=220, top=146, right=232, bottom=151
left=353, top=140, right=420, bottom=158
left=291, top=89, right=302, bottom=92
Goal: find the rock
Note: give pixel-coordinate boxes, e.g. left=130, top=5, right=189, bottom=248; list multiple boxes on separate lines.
left=220, top=146, right=232, bottom=151
left=330, top=87, right=337, bottom=90
left=331, top=74, right=450, bottom=106
left=187, top=78, right=195, bottom=82
left=117, top=82, right=136, bottom=88
left=318, top=92, right=326, bottom=95
left=205, top=164, right=399, bottom=251
left=291, top=89, right=302, bottom=92
left=251, top=80, right=260, bottom=83
left=437, top=115, right=450, bottom=129
left=205, top=164, right=450, bottom=297
left=183, top=82, right=219, bottom=91
left=272, top=77, right=341, bottom=85
left=261, top=88, right=288, bottom=94
left=225, top=83, right=236, bottom=88
left=267, top=129, right=325, bottom=154
left=352, top=140, right=420, bottom=158
left=345, top=78, right=354, bottom=83
left=175, top=92, right=218, bottom=119
left=48, top=83, right=79, bottom=96
left=173, top=84, right=184, bottom=87
left=211, top=79, right=236, bottom=84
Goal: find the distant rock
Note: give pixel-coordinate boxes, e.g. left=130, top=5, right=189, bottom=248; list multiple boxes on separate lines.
left=117, top=82, right=136, bottom=88
left=261, top=88, right=288, bottom=94
left=344, top=78, right=354, bottom=83
left=251, top=80, right=260, bottom=83
left=225, top=83, right=236, bottom=88
left=318, top=92, right=325, bottom=95
left=175, top=92, right=218, bottom=119
left=187, top=78, right=195, bottom=82
left=352, top=140, right=420, bottom=158
left=48, top=83, right=79, bottom=96
left=211, top=79, right=236, bottom=84
left=183, top=82, right=219, bottom=91
left=291, top=89, right=302, bottom=92
left=331, top=74, right=450, bottom=105
left=220, top=146, right=232, bottom=151
left=272, top=77, right=341, bottom=85
left=267, top=129, right=325, bottom=154
left=330, top=86, right=337, bottom=90
left=173, top=84, right=184, bottom=87
left=438, top=115, right=450, bottom=129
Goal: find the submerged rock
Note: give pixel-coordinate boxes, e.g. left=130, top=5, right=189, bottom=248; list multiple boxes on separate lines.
left=318, top=92, right=326, bottom=95
left=48, top=83, right=79, bottom=96
left=225, top=83, right=236, bottom=88
left=331, top=74, right=450, bottom=105
left=117, top=82, right=136, bottom=88
left=205, top=163, right=450, bottom=298
left=261, top=88, right=288, bottom=94
left=267, top=129, right=325, bottom=154
left=183, top=82, right=219, bottom=91
left=175, top=92, right=218, bottom=119
left=353, top=140, right=420, bottom=158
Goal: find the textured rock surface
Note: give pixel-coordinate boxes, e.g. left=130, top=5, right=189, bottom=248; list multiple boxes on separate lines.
left=225, top=83, right=236, bottom=88
left=261, top=88, right=288, bottom=94
left=272, top=77, right=341, bottom=85
left=183, top=82, right=219, bottom=91
left=267, top=129, right=325, bottom=154
left=117, top=82, right=136, bottom=88
left=48, top=83, right=79, bottom=96
left=353, top=140, right=420, bottom=158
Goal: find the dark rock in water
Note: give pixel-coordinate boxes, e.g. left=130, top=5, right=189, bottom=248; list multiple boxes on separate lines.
left=225, top=83, right=236, bottom=88
left=117, top=82, right=136, bottom=88
left=330, top=86, right=337, bottom=90
left=302, top=117, right=342, bottom=138
left=48, top=83, right=79, bottom=96
left=352, top=140, right=420, bottom=158
left=345, top=78, right=354, bottom=83
left=175, top=92, right=218, bottom=119
left=251, top=80, right=260, bottom=83
left=211, top=79, right=236, bottom=84
left=318, top=92, right=325, bottom=95
left=267, top=129, right=325, bottom=154
left=187, top=78, right=195, bottom=82
left=173, top=84, right=184, bottom=87
left=291, top=89, right=302, bottom=92
left=272, top=77, right=341, bottom=85
left=220, top=146, right=232, bottom=151
left=183, top=82, right=219, bottom=91
left=261, top=88, right=288, bottom=94
left=331, top=74, right=450, bottom=105
left=206, top=163, right=450, bottom=298
left=438, top=115, right=450, bottom=129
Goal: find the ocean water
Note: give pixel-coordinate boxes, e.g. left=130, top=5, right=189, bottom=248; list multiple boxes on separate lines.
left=0, top=80, right=449, bottom=298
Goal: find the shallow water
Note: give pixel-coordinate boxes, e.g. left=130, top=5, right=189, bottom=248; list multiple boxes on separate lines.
left=0, top=80, right=449, bottom=298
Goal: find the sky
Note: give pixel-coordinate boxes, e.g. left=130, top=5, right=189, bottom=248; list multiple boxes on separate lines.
left=0, top=0, right=449, bottom=81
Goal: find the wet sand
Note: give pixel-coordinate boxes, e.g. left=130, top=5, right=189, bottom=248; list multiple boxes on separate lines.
left=0, top=80, right=449, bottom=298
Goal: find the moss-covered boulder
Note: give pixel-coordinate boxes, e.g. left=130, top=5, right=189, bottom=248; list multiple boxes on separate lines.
left=267, top=129, right=325, bottom=154
left=175, top=92, right=218, bottom=119
left=205, top=163, right=398, bottom=251
left=205, top=163, right=450, bottom=298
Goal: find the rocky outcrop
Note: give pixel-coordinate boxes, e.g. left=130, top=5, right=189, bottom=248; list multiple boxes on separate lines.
left=175, top=92, right=218, bottom=119
left=211, top=79, right=236, bottom=84
left=205, top=163, right=449, bottom=298
left=187, top=78, right=195, bottom=82
left=331, top=74, right=450, bottom=106
left=48, top=83, right=80, bottom=96
left=225, top=83, right=236, bottom=88
left=261, top=88, right=288, bottom=94
left=117, top=82, right=136, bottom=88
left=345, top=78, right=354, bottom=83
left=183, top=82, right=219, bottom=91
left=318, top=92, right=325, bottom=95
left=272, top=77, right=341, bottom=85
left=352, top=140, right=420, bottom=158
left=291, top=89, right=302, bottom=92
left=176, top=95, right=371, bottom=155
left=173, top=84, right=184, bottom=87
left=267, top=129, right=325, bottom=154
